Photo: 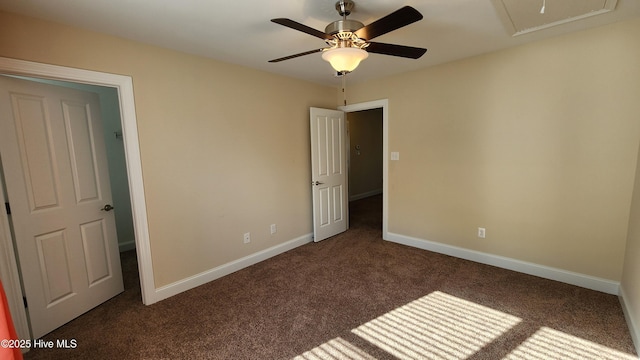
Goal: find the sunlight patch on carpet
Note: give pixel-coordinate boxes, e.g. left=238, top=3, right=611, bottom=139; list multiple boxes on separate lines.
left=502, top=327, right=637, bottom=360
left=351, top=291, right=522, bottom=359
left=292, top=291, right=636, bottom=360
left=293, top=337, right=376, bottom=360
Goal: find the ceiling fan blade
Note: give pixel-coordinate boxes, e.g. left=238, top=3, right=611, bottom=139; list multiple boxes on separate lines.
left=271, top=18, right=331, bottom=40
left=268, top=48, right=325, bottom=63
left=354, top=6, right=423, bottom=41
left=366, top=42, right=427, bottom=59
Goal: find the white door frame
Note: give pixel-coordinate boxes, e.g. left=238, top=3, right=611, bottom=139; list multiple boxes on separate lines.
left=339, top=99, right=389, bottom=239
left=0, top=57, right=157, bottom=339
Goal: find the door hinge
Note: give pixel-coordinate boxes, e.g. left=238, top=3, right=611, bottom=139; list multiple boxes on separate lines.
left=4, top=202, right=9, bottom=215
left=23, top=296, right=27, bottom=308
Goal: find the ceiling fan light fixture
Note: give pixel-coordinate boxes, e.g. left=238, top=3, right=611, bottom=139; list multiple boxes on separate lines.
left=322, top=47, right=369, bottom=73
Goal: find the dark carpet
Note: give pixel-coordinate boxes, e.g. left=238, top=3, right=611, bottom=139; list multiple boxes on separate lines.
left=24, top=195, right=637, bottom=359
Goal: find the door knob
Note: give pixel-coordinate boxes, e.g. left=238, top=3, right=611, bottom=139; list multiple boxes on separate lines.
left=100, top=204, right=114, bottom=211
left=312, top=181, right=324, bottom=186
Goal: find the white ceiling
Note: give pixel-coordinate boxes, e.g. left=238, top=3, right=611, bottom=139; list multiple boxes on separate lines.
left=0, top=0, right=638, bottom=87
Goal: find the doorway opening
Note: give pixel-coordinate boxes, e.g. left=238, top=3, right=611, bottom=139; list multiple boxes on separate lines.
left=0, top=75, right=133, bottom=338
left=0, top=57, right=155, bottom=341
left=340, top=99, right=389, bottom=240
left=347, top=108, right=383, bottom=230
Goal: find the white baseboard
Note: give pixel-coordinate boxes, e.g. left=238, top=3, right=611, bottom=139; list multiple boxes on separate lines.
left=153, top=233, right=313, bottom=303
left=349, top=189, right=382, bottom=202
left=619, top=286, right=640, bottom=354
left=386, top=232, right=620, bottom=295
left=119, top=239, right=136, bottom=253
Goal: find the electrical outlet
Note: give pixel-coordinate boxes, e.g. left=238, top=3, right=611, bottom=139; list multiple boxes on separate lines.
left=478, top=227, right=486, bottom=238
left=243, top=232, right=251, bottom=244
left=270, top=224, right=277, bottom=235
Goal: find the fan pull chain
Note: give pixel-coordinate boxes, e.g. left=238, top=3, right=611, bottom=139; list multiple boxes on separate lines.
left=342, top=72, right=347, bottom=106
left=540, top=0, right=546, bottom=14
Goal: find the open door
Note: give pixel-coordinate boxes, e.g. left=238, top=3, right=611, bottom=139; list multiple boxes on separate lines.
left=0, top=76, right=123, bottom=339
left=310, top=107, right=348, bottom=242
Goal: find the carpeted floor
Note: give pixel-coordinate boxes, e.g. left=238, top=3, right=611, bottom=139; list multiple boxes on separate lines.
left=24, top=195, right=638, bottom=359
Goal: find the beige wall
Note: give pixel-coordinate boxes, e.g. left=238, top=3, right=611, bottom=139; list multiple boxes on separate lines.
left=347, top=18, right=640, bottom=282
left=348, top=109, right=383, bottom=199
left=0, top=11, right=335, bottom=287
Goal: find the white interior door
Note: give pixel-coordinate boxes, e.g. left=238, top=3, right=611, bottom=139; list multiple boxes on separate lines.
left=0, top=76, right=123, bottom=339
left=310, top=107, right=348, bottom=242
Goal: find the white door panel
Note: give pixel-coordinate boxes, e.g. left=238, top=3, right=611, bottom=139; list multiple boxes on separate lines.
left=310, top=107, right=348, bottom=242
left=64, top=99, right=101, bottom=202
left=0, top=76, right=123, bottom=339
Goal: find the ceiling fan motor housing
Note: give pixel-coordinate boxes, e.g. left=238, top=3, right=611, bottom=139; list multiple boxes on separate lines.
left=325, top=19, right=364, bottom=36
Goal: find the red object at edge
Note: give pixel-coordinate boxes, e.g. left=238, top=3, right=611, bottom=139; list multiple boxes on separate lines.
left=0, top=280, right=23, bottom=360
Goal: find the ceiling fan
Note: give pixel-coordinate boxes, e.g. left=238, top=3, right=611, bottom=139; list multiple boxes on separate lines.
left=268, top=0, right=427, bottom=74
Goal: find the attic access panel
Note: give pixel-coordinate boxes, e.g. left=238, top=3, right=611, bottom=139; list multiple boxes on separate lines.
left=492, top=0, right=618, bottom=36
